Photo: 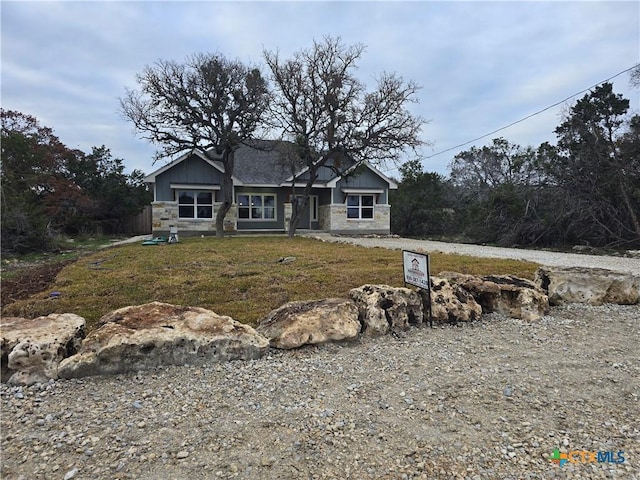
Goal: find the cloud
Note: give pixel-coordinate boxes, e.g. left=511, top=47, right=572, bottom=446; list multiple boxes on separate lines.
left=1, top=0, right=638, bottom=179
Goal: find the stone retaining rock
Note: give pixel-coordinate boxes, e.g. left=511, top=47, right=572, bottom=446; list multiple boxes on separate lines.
left=58, top=302, right=269, bottom=379
left=1, top=313, right=86, bottom=386
left=534, top=266, right=640, bottom=305
left=441, top=272, right=548, bottom=321
left=256, top=298, right=360, bottom=349
left=349, top=285, right=423, bottom=336
left=424, top=277, right=482, bottom=324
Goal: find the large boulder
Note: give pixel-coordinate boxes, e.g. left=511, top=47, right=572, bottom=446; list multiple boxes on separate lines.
left=349, top=285, right=423, bottom=336
left=58, top=302, right=269, bottom=379
left=442, top=272, right=548, bottom=321
left=422, top=277, right=482, bottom=324
left=1, top=313, right=86, bottom=386
left=534, top=266, right=640, bottom=306
left=255, top=298, right=360, bottom=349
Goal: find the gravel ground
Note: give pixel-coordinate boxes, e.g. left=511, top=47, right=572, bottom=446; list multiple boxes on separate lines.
left=1, top=237, right=639, bottom=479
left=1, top=304, right=638, bottom=480
left=303, top=233, right=640, bottom=275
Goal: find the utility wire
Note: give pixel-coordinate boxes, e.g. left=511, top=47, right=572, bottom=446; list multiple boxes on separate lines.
left=422, top=64, right=639, bottom=160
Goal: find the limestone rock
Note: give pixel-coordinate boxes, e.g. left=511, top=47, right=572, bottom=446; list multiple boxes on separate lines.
left=1, top=313, right=86, bottom=385
left=58, top=302, right=269, bottom=379
left=256, top=298, right=360, bottom=349
left=349, top=285, right=423, bottom=336
left=442, top=272, right=548, bottom=321
left=534, top=266, right=640, bottom=306
left=423, top=277, right=482, bottom=324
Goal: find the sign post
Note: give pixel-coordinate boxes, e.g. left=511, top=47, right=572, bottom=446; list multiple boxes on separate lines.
left=402, top=250, right=433, bottom=327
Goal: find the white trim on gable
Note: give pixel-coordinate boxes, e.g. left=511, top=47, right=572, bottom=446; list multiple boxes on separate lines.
left=170, top=183, right=221, bottom=190
left=341, top=188, right=384, bottom=194
left=325, top=161, right=398, bottom=189
left=279, top=182, right=328, bottom=188
left=143, top=150, right=243, bottom=185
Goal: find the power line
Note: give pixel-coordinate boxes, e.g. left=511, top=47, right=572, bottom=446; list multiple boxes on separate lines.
left=422, top=64, right=639, bottom=160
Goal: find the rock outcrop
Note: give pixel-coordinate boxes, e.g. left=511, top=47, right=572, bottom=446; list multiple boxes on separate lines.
left=441, top=272, right=548, bottom=321
left=1, top=313, right=86, bottom=386
left=256, top=298, right=360, bottom=349
left=349, top=285, right=423, bottom=336
left=58, top=302, right=269, bottom=379
left=535, top=266, right=640, bottom=306
left=423, top=277, right=482, bottom=324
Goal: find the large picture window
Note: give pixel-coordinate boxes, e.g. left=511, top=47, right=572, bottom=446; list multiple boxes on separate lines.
left=238, top=194, right=276, bottom=220
left=346, top=194, right=374, bottom=219
left=178, top=191, right=213, bottom=219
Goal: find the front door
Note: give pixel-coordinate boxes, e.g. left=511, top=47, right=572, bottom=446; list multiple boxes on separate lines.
left=294, top=195, right=318, bottom=230
left=294, top=195, right=310, bottom=229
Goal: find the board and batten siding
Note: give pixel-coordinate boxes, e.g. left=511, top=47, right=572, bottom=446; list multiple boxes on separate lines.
left=333, top=169, right=390, bottom=204
left=155, top=156, right=223, bottom=201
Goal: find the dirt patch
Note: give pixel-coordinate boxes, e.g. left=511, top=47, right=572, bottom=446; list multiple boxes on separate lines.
left=1, top=260, right=74, bottom=308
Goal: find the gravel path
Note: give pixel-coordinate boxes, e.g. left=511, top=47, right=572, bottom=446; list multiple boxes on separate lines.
left=2, top=237, right=639, bottom=480
left=2, top=305, right=638, bottom=480
left=303, top=233, right=640, bottom=275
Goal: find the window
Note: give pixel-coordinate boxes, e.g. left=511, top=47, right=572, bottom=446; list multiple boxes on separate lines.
left=238, top=194, right=276, bottom=220
left=178, top=191, right=213, bottom=219
left=310, top=196, right=318, bottom=222
left=346, top=194, right=374, bottom=219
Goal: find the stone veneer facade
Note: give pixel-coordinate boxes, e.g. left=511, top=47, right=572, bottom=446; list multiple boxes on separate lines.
left=151, top=201, right=237, bottom=236
left=319, top=204, right=391, bottom=235
left=152, top=201, right=390, bottom=235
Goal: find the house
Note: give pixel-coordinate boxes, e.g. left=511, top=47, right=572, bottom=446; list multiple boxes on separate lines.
left=144, top=140, right=397, bottom=236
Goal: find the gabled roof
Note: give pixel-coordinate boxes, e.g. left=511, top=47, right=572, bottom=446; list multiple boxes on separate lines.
left=143, top=150, right=232, bottom=183
left=144, top=140, right=397, bottom=189
left=325, top=161, right=398, bottom=190
left=231, top=140, right=298, bottom=185
left=144, top=140, right=295, bottom=186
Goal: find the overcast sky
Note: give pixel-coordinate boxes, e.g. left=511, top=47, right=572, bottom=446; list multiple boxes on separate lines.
left=2, top=1, right=638, bottom=178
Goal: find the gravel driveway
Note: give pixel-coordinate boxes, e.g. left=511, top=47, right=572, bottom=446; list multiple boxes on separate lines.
left=1, top=236, right=638, bottom=480
left=303, top=233, right=640, bottom=275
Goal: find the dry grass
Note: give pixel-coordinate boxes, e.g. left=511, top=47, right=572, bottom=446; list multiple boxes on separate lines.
left=1, top=236, right=539, bottom=329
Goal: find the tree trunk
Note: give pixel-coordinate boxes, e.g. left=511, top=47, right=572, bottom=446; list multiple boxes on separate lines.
left=215, top=149, right=235, bottom=238
left=287, top=178, right=314, bottom=238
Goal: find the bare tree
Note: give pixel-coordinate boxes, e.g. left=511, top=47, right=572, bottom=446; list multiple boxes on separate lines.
left=264, top=37, right=427, bottom=237
left=120, top=53, right=269, bottom=237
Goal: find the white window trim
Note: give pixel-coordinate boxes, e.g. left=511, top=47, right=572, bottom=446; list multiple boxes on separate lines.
left=170, top=184, right=220, bottom=190
left=237, top=193, right=277, bottom=221
left=341, top=188, right=384, bottom=194
left=176, top=189, right=215, bottom=220
left=345, top=193, right=376, bottom=221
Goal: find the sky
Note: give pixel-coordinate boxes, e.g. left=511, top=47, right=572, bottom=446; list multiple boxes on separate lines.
left=2, top=1, right=639, bottom=179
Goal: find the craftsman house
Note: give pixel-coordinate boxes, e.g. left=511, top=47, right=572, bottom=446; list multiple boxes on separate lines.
left=144, top=140, right=397, bottom=236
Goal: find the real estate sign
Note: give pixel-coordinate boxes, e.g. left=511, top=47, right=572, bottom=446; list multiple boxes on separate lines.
left=403, top=250, right=433, bottom=327
left=402, top=250, right=430, bottom=289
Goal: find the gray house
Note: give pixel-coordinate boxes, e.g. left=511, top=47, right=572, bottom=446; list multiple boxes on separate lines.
left=144, top=140, right=397, bottom=236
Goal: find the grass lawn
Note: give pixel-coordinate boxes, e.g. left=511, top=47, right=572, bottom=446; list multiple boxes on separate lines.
left=1, top=236, right=539, bottom=330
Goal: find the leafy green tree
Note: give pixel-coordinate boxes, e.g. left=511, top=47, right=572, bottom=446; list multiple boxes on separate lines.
left=120, top=53, right=270, bottom=237
left=64, top=146, right=151, bottom=234
left=1, top=110, right=152, bottom=254
left=1, top=110, right=77, bottom=253
left=391, top=160, right=452, bottom=237
left=551, top=82, right=640, bottom=246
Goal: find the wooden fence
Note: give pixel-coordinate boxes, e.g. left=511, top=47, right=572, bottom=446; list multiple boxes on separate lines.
left=123, top=205, right=152, bottom=235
